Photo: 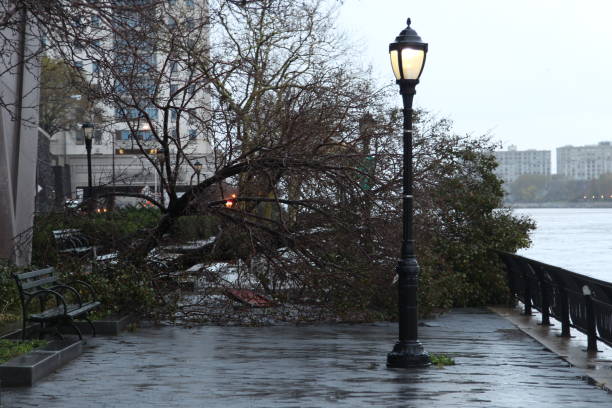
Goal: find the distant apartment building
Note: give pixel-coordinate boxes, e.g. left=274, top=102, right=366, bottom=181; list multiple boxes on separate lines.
left=47, top=0, right=212, bottom=205
left=557, top=142, right=612, bottom=180
left=493, top=146, right=551, bottom=183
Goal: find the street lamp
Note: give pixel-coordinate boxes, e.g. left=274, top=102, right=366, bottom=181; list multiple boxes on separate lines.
left=386, top=18, right=430, bottom=368
left=82, top=122, right=95, bottom=212
left=194, top=160, right=202, bottom=185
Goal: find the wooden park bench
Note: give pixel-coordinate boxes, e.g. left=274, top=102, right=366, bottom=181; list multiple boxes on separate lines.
left=12, top=267, right=101, bottom=340
left=53, top=229, right=93, bottom=256
left=53, top=229, right=118, bottom=264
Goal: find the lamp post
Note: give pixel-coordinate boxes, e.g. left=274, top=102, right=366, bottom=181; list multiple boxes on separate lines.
left=194, top=160, right=202, bottom=185
left=82, top=122, right=95, bottom=212
left=386, top=18, right=430, bottom=368
left=156, top=147, right=166, bottom=208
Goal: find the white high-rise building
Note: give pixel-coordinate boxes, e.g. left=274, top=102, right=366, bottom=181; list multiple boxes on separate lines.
left=49, top=0, right=212, bottom=204
left=493, top=145, right=551, bottom=184
left=557, top=142, right=612, bottom=181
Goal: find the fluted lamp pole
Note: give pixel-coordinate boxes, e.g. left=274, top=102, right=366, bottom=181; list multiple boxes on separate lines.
left=194, top=160, right=202, bottom=185
left=82, top=122, right=95, bottom=213
left=386, top=18, right=431, bottom=368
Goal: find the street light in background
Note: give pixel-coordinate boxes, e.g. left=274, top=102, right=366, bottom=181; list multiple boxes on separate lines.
left=82, top=122, right=95, bottom=212
left=386, top=18, right=430, bottom=368
left=194, top=160, right=203, bottom=185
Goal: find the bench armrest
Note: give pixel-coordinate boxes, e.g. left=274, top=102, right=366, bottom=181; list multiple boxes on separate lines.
left=65, top=280, right=97, bottom=302
left=50, top=284, right=83, bottom=307
left=24, top=289, right=68, bottom=315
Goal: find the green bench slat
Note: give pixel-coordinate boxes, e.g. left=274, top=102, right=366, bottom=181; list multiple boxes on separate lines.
left=16, top=267, right=55, bottom=280
left=29, top=302, right=101, bottom=321
left=21, top=275, right=58, bottom=290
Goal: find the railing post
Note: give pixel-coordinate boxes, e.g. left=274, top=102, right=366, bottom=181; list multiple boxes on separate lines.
left=522, top=269, right=532, bottom=316
left=540, top=279, right=551, bottom=326
left=583, top=285, right=598, bottom=352
left=558, top=287, right=571, bottom=337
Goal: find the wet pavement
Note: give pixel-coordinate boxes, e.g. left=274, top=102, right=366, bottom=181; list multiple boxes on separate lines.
left=3, top=308, right=612, bottom=407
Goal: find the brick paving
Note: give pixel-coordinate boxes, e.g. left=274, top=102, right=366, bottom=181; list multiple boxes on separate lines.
left=3, top=308, right=611, bottom=407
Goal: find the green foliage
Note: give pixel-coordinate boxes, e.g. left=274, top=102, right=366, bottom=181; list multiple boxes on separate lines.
left=313, top=112, right=533, bottom=318
left=169, top=215, right=219, bottom=242
left=29, top=208, right=166, bottom=318
left=0, top=263, right=23, bottom=319
left=0, top=339, right=48, bottom=364
left=39, top=56, right=92, bottom=136
left=216, top=111, right=535, bottom=320
left=508, top=174, right=550, bottom=202
left=414, top=127, right=535, bottom=314
left=32, top=207, right=161, bottom=267
left=507, top=173, right=612, bottom=203
left=66, top=262, right=162, bottom=318
left=429, top=353, right=455, bottom=367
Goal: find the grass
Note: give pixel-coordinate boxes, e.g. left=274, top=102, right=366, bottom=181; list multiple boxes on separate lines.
left=0, top=339, right=48, bottom=364
left=429, top=353, right=455, bottom=367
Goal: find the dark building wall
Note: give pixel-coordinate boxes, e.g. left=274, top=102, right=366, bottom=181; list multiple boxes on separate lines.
left=53, top=164, right=71, bottom=207
left=35, top=131, right=55, bottom=212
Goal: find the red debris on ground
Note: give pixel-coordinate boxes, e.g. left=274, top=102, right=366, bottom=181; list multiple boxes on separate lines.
left=224, top=289, right=274, bottom=308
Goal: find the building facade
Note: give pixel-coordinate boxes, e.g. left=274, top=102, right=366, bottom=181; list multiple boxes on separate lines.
left=494, top=146, right=551, bottom=184
left=50, top=129, right=210, bottom=203
left=0, top=10, right=40, bottom=265
left=49, top=0, right=212, bottom=206
left=557, top=142, right=612, bottom=181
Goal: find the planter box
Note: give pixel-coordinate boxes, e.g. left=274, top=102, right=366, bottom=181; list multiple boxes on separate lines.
left=59, top=314, right=134, bottom=336
left=0, top=338, right=82, bottom=387
left=2, top=315, right=134, bottom=339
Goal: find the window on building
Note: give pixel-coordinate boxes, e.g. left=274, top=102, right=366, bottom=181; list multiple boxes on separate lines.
left=115, top=130, right=131, bottom=141
left=170, top=61, right=180, bottom=75
left=145, top=107, right=158, bottom=120
left=167, top=16, right=178, bottom=29
left=139, top=130, right=154, bottom=141
left=189, top=129, right=197, bottom=140
left=94, top=130, right=103, bottom=145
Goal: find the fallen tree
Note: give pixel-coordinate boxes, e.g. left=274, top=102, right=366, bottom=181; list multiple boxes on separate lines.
left=26, top=0, right=534, bottom=319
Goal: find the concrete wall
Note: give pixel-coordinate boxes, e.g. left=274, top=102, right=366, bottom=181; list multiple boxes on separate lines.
left=0, top=11, right=41, bottom=265
left=36, top=128, right=55, bottom=212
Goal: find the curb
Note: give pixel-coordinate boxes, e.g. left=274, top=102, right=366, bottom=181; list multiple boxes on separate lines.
left=0, top=338, right=82, bottom=387
left=489, top=305, right=612, bottom=393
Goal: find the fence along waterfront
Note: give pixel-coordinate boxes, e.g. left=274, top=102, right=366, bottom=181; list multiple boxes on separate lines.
left=497, top=251, right=612, bottom=352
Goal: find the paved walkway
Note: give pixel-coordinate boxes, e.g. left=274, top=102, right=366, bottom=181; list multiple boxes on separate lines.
left=3, top=308, right=612, bottom=407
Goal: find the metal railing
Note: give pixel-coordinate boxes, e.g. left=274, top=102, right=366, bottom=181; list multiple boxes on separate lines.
left=497, top=251, right=612, bottom=352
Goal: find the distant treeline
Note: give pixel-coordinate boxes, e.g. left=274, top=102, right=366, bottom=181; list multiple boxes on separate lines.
left=504, top=174, right=612, bottom=203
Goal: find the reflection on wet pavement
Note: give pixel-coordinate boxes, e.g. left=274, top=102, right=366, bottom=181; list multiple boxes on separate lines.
left=3, top=309, right=611, bottom=407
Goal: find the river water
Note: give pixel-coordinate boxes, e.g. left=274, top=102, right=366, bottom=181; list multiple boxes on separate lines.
left=513, top=208, right=612, bottom=282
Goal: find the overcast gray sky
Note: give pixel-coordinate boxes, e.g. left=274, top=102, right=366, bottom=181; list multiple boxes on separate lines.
left=337, top=0, right=612, bottom=160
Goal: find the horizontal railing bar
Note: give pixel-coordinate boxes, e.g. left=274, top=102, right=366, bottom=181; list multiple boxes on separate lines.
left=496, top=250, right=612, bottom=352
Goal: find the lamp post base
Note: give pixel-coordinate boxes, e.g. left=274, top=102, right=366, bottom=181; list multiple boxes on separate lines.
left=387, top=340, right=431, bottom=368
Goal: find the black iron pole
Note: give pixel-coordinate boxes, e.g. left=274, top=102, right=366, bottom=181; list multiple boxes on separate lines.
left=85, top=137, right=94, bottom=213
left=387, top=79, right=430, bottom=368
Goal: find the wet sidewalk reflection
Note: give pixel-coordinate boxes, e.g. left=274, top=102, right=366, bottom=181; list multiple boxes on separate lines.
left=3, top=309, right=611, bottom=407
